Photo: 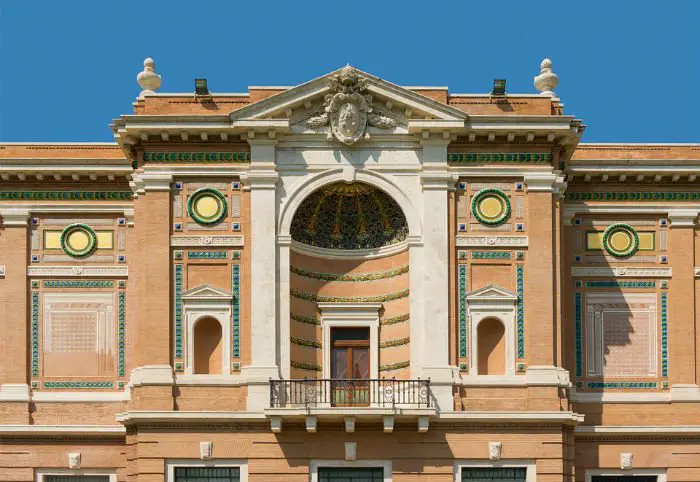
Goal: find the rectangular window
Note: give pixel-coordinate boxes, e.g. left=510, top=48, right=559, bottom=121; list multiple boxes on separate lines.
left=43, top=293, right=116, bottom=377
left=318, top=467, right=384, bottom=482
left=174, top=467, right=240, bottom=482
left=330, top=327, right=370, bottom=406
left=461, top=467, right=527, bottom=481
left=591, top=477, right=657, bottom=482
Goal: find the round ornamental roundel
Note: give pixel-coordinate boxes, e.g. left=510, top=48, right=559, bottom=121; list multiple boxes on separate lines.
left=187, top=188, right=228, bottom=225
left=60, top=223, right=98, bottom=258
left=603, top=223, right=639, bottom=258
left=471, top=188, right=511, bottom=226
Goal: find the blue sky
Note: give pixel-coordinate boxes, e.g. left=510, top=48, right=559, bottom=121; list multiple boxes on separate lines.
left=0, top=0, right=698, bottom=142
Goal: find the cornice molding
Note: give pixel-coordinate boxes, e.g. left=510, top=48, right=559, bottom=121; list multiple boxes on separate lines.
left=571, top=267, right=672, bottom=278
left=0, top=208, right=30, bottom=226
left=27, top=266, right=129, bottom=278
left=0, top=425, right=126, bottom=436
left=130, top=172, right=173, bottom=194
left=668, top=208, right=699, bottom=227
left=575, top=425, right=700, bottom=437
left=290, top=239, right=408, bottom=260
left=524, top=173, right=566, bottom=193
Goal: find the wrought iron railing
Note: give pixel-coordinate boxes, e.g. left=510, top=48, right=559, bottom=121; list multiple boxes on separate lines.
left=269, top=378, right=431, bottom=408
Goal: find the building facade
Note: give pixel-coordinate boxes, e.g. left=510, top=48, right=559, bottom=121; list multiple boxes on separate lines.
left=0, top=60, right=699, bottom=481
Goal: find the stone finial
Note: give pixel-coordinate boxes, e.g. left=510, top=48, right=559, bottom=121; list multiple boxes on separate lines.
left=534, top=58, right=559, bottom=97
left=137, top=57, right=161, bottom=98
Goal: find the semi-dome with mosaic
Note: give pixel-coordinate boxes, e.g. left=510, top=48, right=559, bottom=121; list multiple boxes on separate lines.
left=290, top=182, right=408, bottom=250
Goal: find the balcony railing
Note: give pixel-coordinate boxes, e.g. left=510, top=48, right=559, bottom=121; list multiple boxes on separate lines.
left=269, top=378, right=431, bottom=408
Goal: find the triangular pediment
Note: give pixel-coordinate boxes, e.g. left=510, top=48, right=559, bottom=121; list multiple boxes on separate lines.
left=229, top=65, right=467, bottom=134
left=466, top=284, right=517, bottom=301
left=181, top=284, right=233, bottom=300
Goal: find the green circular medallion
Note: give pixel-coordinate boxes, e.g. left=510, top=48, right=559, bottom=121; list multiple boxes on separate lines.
left=471, top=188, right=511, bottom=226
left=603, top=223, right=639, bottom=258
left=60, top=223, right=98, bottom=258
left=187, top=187, right=228, bottom=225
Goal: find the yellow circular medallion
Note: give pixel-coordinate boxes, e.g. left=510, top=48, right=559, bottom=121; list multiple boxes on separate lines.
left=471, top=188, right=511, bottom=225
left=479, top=196, right=504, bottom=221
left=67, top=230, right=90, bottom=251
left=602, top=224, right=639, bottom=258
left=60, top=223, right=98, bottom=258
left=609, top=231, right=632, bottom=252
left=187, top=187, right=228, bottom=225
left=194, top=195, right=219, bottom=219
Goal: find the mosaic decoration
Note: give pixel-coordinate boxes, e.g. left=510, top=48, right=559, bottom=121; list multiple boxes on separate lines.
left=60, top=224, right=98, bottom=258
left=143, top=152, right=250, bottom=162
left=379, top=360, right=410, bottom=372
left=661, top=292, right=668, bottom=377
left=118, top=291, right=126, bottom=377
left=566, top=192, right=700, bottom=202
left=602, top=224, right=639, bottom=258
left=448, top=152, right=552, bottom=163
left=0, top=191, right=133, bottom=201
left=380, top=337, right=410, bottom=348
left=586, top=382, right=657, bottom=389
left=290, top=313, right=321, bottom=325
left=43, top=381, right=114, bottom=389
left=471, top=251, right=511, bottom=259
left=43, top=280, right=114, bottom=288
left=471, top=189, right=511, bottom=226
left=380, top=313, right=410, bottom=326
left=31, top=291, right=39, bottom=377
left=291, top=360, right=322, bottom=372
left=291, top=337, right=321, bottom=349
left=584, top=281, right=656, bottom=288
left=174, top=265, right=183, bottom=359
left=188, top=251, right=228, bottom=259
left=458, top=264, right=467, bottom=358
left=232, top=264, right=240, bottom=358
left=575, top=292, right=582, bottom=377
left=187, top=188, right=228, bottom=225
left=290, top=264, right=409, bottom=282
left=516, top=265, right=525, bottom=358
left=290, top=182, right=408, bottom=250
left=291, top=289, right=409, bottom=303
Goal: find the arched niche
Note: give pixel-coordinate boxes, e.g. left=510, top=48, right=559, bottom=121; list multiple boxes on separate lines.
left=193, top=316, right=223, bottom=375
left=477, top=317, right=506, bottom=375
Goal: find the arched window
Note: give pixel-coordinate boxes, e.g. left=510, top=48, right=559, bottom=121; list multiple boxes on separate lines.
left=193, top=317, right=223, bottom=375
left=477, top=318, right=506, bottom=375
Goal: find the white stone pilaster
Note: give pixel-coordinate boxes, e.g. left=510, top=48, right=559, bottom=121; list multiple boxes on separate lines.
left=278, top=235, right=291, bottom=379
left=419, top=138, right=455, bottom=412
left=244, top=139, right=280, bottom=411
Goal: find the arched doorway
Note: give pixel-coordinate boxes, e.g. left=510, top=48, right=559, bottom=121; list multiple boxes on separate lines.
left=193, top=316, right=223, bottom=374
left=477, top=317, right=506, bottom=375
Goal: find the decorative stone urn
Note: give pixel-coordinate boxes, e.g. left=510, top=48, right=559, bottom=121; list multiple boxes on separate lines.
left=534, top=58, right=559, bottom=97
left=137, top=57, right=161, bottom=97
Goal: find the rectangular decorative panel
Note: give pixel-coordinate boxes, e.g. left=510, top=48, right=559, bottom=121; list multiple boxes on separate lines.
left=96, top=231, right=113, bottom=249
left=44, top=231, right=62, bottom=249
left=230, top=194, right=241, bottom=218
left=638, top=232, right=655, bottom=250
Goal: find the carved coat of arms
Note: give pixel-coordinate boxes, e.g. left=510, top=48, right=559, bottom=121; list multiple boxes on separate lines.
left=305, top=66, right=397, bottom=145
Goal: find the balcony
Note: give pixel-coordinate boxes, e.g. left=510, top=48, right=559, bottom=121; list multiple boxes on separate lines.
left=266, top=378, right=434, bottom=433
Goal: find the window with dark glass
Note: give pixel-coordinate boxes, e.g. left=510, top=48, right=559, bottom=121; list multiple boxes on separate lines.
left=174, top=467, right=240, bottom=482
left=45, top=478, right=110, bottom=482
left=460, top=467, right=527, bottom=481
left=591, top=477, right=657, bottom=482
left=318, top=467, right=384, bottom=482
left=330, top=327, right=370, bottom=406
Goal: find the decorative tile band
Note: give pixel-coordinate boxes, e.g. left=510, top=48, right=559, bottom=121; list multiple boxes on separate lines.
left=43, top=381, right=114, bottom=389
left=661, top=292, right=668, bottom=377
left=290, top=313, right=321, bottom=325
left=458, top=264, right=467, bottom=358
left=471, top=251, right=511, bottom=259
left=379, top=360, right=410, bottom=372
left=290, top=361, right=322, bottom=372
left=188, top=251, right=228, bottom=259
left=380, top=313, right=410, bottom=326
left=586, top=382, right=657, bottom=389
left=118, top=291, right=125, bottom=377
left=448, top=152, right=552, bottom=163
left=380, top=337, right=410, bottom=348
left=143, top=152, right=250, bottom=162
left=290, top=265, right=409, bottom=282
left=291, top=337, right=321, bottom=349
left=43, top=280, right=114, bottom=288
left=232, top=264, right=240, bottom=358
left=584, top=281, right=656, bottom=288
left=290, top=289, right=409, bottom=303
left=516, top=265, right=524, bottom=358
left=31, top=291, right=39, bottom=377
left=575, top=292, right=582, bottom=378
left=566, top=192, right=700, bottom=202
left=0, top=191, right=133, bottom=201
left=174, top=265, right=183, bottom=359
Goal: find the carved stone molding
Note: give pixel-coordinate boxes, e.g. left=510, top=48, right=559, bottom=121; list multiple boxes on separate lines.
left=170, top=235, right=244, bottom=247
left=27, top=266, right=129, bottom=277
left=456, top=235, right=528, bottom=247
left=571, top=267, right=672, bottom=278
